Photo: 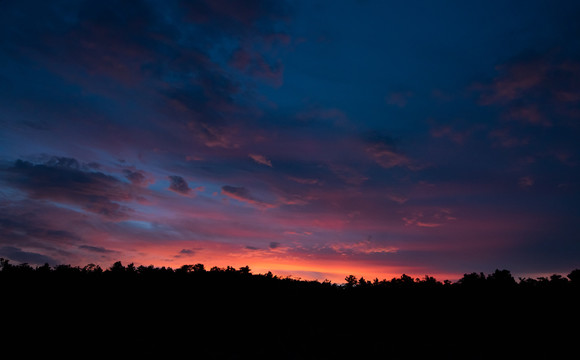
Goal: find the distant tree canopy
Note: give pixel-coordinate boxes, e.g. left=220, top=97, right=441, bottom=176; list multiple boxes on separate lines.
left=1, top=258, right=579, bottom=360
left=1, top=258, right=578, bottom=291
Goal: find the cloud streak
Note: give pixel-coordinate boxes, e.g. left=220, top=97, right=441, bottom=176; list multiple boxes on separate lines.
left=249, top=154, right=273, bottom=167
left=1, top=158, right=140, bottom=221
left=221, top=185, right=275, bottom=209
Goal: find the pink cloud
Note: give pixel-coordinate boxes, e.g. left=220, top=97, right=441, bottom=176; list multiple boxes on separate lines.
left=221, top=185, right=276, bottom=209
left=387, top=194, right=408, bottom=204
left=430, top=126, right=471, bottom=144
left=477, top=59, right=547, bottom=105
left=402, top=208, right=457, bottom=228
left=249, top=153, right=273, bottom=167
left=489, top=128, right=529, bottom=148
left=367, top=146, right=412, bottom=169
left=363, top=133, right=419, bottom=170
left=504, top=105, right=551, bottom=126
left=288, top=176, right=320, bottom=185
left=329, top=236, right=399, bottom=255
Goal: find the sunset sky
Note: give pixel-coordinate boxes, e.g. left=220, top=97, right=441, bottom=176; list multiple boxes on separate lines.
left=1, top=0, right=579, bottom=282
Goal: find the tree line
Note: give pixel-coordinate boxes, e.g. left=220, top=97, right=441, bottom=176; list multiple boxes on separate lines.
left=2, top=257, right=579, bottom=291
left=2, top=258, right=579, bottom=359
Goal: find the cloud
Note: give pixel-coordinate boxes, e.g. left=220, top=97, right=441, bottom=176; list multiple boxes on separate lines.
left=328, top=236, right=398, bottom=255
left=249, top=153, right=273, bottom=167
left=0, top=213, right=82, bottom=246
left=230, top=48, right=284, bottom=87
left=488, top=128, right=529, bottom=148
left=328, top=164, right=368, bottom=185
left=176, top=249, right=196, bottom=258
left=475, top=53, right=580, bottom=128
left=430, top=126, right=471, bottom=145
left=477, top=58, right=547, bottom=106
left=221, top=185, right=274, bottom=208
left=364, top=134, right=414, bottom=169
left=368, top=147, right=411, bottom=169
left=0, top=158, right=137, bottom=221
left=402, top=208, right=456, bottom=228
left=288, top=176, right=320, bottom=185
left=519, top=176, right=534, bottom=188
left=123, top=169, right=149, bottom=186
left=504, top=104, right=551, bottom=127
left=0, top=246, right=57, bottom=265
left=79, top=245, right=116, bottom=254
left=387, top=194, right=408, bottom=204
left=172, top=248, right=199, bottom=259
left=1, top=0, right=293, bottom=157
left=284, top=231, right=312, bottom=236
left=180, top=0, right=292, bottom=31
left=168, top=175, right=192, bottom=195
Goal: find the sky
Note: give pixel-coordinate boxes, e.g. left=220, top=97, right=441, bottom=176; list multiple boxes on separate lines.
left=1, top=0, right=580, bottom=282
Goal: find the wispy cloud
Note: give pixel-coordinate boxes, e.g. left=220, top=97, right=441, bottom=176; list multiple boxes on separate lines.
left=364, top=133, right=415, bottom=170
left=221, top=185, right=275, bottom=209
left=402, top=208, right=456, bottom=228
left=249, top=153, right=273, bottom=167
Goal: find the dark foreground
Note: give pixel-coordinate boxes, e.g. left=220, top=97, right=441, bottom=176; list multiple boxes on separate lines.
left=2, top=260, right=579, bottom=359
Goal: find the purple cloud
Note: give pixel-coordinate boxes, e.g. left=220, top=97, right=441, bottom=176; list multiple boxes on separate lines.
left=168, top=175, right=192, bottom=196
left=1, top=158, right=139, bottom=221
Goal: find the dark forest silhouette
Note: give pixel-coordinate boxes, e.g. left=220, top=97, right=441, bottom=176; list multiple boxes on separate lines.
left=2, top=259, right=579, bottom=359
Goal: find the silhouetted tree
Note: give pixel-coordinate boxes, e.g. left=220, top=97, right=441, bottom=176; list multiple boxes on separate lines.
left=36, top=263, right=51, bottom=274
left=192, top=263, right=205, bottom=272
left=358, top=276, right=370, bottom=287
left=458, top=272, right=487, bottom=287
left=568, top=269, right=580, bottom=284
left=487, top=269, right=516, bottom=288
left=109, top=261, right=125, bottom=273
left=82, top=263, right=102, bottom=273
left=549, top=274, right=568, bottom=285
left=345, top=275, right=357, bottom=288
left=179, top=264, right=195, bottom=273
left=391, top=274, right=415, bottom=288
left=239, top=265, right=251, bottom=275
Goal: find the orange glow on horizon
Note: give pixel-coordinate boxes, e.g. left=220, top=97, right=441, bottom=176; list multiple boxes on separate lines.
left=88, top=243, right=463, bottom=283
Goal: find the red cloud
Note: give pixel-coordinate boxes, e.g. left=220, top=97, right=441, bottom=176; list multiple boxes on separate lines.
left=221, top=185, right=276, bottom=209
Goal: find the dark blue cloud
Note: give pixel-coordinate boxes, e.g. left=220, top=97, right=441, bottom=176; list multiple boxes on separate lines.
left=0, top=246, right=57, bottom=266
left=0, top=158, right=137, bottom=221
left=168, top=175, right=191, bottom=195
left=79, top=245, right=117, bottom=254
